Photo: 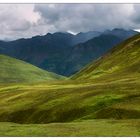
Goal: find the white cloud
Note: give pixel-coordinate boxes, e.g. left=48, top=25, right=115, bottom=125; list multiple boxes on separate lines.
left=0, top=4, right=40, bottom=40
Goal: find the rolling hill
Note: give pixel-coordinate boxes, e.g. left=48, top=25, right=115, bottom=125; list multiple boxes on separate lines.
left=0, top=54, right=64, bottom=83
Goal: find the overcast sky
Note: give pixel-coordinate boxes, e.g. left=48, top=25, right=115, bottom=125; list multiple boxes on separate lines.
left=0, top=4, right=140, bottom=40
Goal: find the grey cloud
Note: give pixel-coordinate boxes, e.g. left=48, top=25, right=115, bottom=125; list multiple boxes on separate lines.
left=0, top=4, right=40, bottom=40
left=131, top=5, right=140, bottom=24
left=0, top=4, right=140, bottom=40
left=10, top=21, right=31, bottom=31
left=34, top=4, right=139, bottom=33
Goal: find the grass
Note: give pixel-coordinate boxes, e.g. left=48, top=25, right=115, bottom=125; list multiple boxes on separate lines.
left=0, top=55, right=64, bottom=83
left=0, top=119, right=140, bottom=136
left=0, top=78, right=140, bottom=124
left=1, top=77, right=140, bottom=136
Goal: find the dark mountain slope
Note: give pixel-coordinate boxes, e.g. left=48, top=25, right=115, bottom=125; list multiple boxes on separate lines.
left=74, top=31, right=101, bottom=43
left=103, top=28, right=137, bottom=40
left=39, top=29, right=138, bottom=76
left=63, top=34, right=121, bottom=75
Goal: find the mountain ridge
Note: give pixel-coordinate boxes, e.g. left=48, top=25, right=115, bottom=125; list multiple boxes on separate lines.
left=0, top=28, right=138, bottom=76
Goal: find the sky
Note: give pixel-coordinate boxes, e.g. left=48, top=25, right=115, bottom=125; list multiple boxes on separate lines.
left=0, top=4, right=140, bottom=40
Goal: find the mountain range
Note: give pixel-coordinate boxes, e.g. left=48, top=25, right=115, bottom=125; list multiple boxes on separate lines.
left=0, top=28, right=138, bottom=76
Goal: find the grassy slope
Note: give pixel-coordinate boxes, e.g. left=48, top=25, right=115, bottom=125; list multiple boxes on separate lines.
left=0, top=55, right=64, bottom=83
left=0, top=79, right=140, bottom=136
left=0, top=78, right=140, bottom=124
left=71, top=33, right=140, bottom=81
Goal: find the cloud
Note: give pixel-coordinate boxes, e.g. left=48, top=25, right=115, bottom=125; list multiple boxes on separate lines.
left=0, top=4, right=140, bottom=40
left=131, top=4, right=140, bottom=25
left=0, top=4, right=40, bottom=40
left=34, top=4, right=137, bottom=33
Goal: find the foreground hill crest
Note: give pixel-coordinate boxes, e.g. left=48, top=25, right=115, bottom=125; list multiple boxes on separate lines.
left=0, top=54, right=64, bottom=83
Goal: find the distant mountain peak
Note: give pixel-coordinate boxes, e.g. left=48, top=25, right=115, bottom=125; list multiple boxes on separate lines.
left=46, top=33, right=52, bottom=36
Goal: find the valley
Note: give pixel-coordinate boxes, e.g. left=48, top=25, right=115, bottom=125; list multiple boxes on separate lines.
left=0, top=30, right=140, bottom=136
left=1, top=3, right=140, bottom=137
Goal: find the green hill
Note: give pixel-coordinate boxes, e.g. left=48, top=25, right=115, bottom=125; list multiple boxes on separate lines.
left=0, top=54, right=64, bottom=83
left=71, top=33, right=140, bottom=81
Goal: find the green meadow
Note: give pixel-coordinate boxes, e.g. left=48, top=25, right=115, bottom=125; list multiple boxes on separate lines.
left=0, top=119, right=140, bottom=136
left=0, top=76, right=140, bottom=136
